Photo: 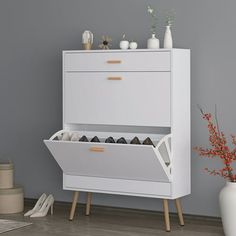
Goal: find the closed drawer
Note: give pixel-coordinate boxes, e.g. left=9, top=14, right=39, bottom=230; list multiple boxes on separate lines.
left=63, top=175, right=172, bottom=197
left=44, top=139, right=171, bottom=183
left=64, top=72, right=171, bottom=127
left=64, top=51, right=171, bottom=72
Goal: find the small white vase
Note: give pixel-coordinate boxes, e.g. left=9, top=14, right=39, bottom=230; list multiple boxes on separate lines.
left=129, top=41, right=138, bottom=49
left=219, top=182, right=236, bottom=236
left=147, top=34, right=160, bottom=49
left=119, top=40, right=129, bottom=50
left=164, top=25, right=173, bottom=49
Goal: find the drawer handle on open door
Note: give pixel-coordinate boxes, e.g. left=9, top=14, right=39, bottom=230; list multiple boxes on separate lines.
left=89, top=147, right=105, bottom=152
left=106, top=60, right=122, bottom=64
left=107, top=77, right=123, bottom=81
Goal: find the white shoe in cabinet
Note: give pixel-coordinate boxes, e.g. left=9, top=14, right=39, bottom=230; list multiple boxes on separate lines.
left=44, top=49, right=190, bottom=231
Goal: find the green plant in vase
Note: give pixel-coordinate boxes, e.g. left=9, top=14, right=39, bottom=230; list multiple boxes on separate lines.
left=147, top=5, right=160, bottom=49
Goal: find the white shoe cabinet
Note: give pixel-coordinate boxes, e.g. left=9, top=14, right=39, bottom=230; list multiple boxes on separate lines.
left=44, top=49, right=190, bottom=231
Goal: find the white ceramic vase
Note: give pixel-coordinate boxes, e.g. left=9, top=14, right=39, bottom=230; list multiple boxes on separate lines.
left=119, top=40, right=129, bottom=50
left=164, top=25, right=173, bottom=49
left=219, top=182, right=236, bottom=236
left=129, top=41, right=138, bottom=49
left=147, top=34, right=160, bottom=49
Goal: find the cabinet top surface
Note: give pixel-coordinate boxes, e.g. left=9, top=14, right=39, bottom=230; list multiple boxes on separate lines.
left=63, top=48, right=190, bottom=54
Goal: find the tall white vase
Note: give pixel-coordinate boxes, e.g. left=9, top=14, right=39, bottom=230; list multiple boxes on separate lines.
left=219, top=182, right=236, bottom=236
left=147, top=34, right=160, bottom=49
left=164, top=25, right=173, bottom=49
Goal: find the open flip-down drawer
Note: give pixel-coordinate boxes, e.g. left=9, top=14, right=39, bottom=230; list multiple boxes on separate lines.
left=44, top=131, right=171, bottom=183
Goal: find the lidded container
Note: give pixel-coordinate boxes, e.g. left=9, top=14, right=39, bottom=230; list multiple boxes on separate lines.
left=0, top=186, right=24, bottom=213
left=0, top=161, right=14, bottom=189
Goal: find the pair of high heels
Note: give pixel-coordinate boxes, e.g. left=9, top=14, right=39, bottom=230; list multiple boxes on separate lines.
left=24, top=193, right=54, bottom=217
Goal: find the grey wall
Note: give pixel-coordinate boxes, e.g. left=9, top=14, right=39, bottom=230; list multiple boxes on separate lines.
left=0, top=0, right=235, bottom=217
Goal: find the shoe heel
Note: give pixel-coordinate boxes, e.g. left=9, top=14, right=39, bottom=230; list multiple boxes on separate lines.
left=51, top=204, right=54, bottom=215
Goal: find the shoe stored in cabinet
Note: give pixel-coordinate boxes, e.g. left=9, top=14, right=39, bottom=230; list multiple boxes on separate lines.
left=116, top=137, right=127, bottom=144
left=130, top=136, right=141, bottom=145
left=79, top=135, right=89, bottom=142
left=90, top=136, right=100, bottom=143
left=143, top=137, right=155, bottom=147
left=105, top=137, right=115, bottom=143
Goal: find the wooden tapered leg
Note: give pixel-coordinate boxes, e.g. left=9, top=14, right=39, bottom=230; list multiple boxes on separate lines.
left=86, top=192, right=92, bottom=216
left=69, top=191, right=79, bottom=221
left=163, top=199, right=171, bottom=232
left=175, top=198, right=184, bottom=226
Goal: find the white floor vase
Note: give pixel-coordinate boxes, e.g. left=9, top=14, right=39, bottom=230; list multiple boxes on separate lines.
left=219, top=182, right=236, bottom=236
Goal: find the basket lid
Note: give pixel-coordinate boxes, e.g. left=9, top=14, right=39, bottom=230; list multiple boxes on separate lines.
left=0, top=186, right=23, bottom=195
left=0, top=161, right=13, bottom=170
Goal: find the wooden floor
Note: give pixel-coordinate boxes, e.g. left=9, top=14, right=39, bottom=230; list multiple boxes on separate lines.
left=0, top=201, right=224, bottom=236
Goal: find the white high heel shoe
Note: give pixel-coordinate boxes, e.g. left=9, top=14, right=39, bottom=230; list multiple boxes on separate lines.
left=30, top=194, right=54, bottom=218
left=24, top=193, right=47, bottom=216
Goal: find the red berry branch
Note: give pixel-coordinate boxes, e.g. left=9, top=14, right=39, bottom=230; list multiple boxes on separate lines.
left=194, top=108, right=236, bottom=182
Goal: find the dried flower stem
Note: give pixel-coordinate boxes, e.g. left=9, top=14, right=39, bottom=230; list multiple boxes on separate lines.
left=194, top=106, right=236, bottom=182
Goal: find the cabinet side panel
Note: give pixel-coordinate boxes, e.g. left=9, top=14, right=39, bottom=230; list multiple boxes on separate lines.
left=171, top=50, right=191, bottom=198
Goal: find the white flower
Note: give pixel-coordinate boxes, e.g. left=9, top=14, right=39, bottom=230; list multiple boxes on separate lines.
left=147, top=6, right=154, bottom=14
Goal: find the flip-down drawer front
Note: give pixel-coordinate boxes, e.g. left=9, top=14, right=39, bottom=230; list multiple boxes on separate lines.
left=64, top=72, right=171, bottom=127
left=63, top=175, right=172, bottom=198
left=44, top=140, right=171, bottom=183
left=64, top=51, right=171, bottom=72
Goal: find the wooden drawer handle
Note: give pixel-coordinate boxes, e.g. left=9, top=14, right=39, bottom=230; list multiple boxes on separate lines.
left=106, top=60, right=122, bottom=64
left=89, top=147, right=104, bottom=152
left=107, top=77, right=123, bottom=81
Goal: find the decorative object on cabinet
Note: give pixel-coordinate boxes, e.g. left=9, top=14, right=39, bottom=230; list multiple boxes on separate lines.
left=164, top=10, right=175, bottom=49
left=129, top=41, right=138, bottom=49
left=194, top=107, right=236, bottom=236
left=147, top=5, right=160, bottom=49
left=0, top=161, right=24, bottom=214
left=82, top=30, right=93, bottom=50
left=147, top=34, right=160, bottom=49
left=119, top=34, right=129, bottom=50
left=98, top=35, right=112, bottom=49
left=164, top=26, right=173, bottom=49
left=44, top=49, right=190, bottom=232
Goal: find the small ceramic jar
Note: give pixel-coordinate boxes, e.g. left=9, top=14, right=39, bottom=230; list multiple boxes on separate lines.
left=119, top=40, right=129, bottom=50
left=129, top=41, right=138, bottom=49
